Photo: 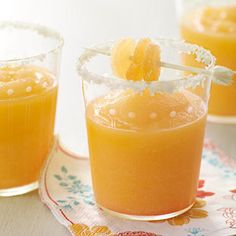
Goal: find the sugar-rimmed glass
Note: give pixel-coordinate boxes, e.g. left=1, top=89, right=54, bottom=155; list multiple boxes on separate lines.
left=0, top=21, right=63, bottom=196
left=77, top=38, right=215, bottom=220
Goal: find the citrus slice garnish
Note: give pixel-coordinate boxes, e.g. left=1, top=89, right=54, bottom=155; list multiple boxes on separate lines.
left=143, top=42, right=161, bottom=81
left=126, top=38, right=151, bottom=81
left=111, top=38, right=136, bottom=79
left=112, top=38, right=161, bottom=81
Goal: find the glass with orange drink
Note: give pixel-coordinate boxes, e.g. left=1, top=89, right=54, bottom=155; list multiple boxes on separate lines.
left=0, top=22, right=63, bottom=196
left=77, top=38, right=216, bottom=220
left=176, top=0, right=236, bottom=123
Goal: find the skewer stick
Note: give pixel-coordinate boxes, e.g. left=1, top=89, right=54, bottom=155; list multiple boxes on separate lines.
left=83, top=47, right=234, bottom=86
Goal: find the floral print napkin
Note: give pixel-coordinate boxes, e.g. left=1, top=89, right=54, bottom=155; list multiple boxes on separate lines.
left=39, top=139, right=236, bottom=236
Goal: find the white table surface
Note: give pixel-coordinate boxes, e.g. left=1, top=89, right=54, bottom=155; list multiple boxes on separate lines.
left=0, top=1, right=236, bottom=235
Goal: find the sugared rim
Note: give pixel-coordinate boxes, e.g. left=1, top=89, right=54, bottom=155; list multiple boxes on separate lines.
left=0, top=21, right=64, bottom=64
left=77, top=38, right=216, bottom=93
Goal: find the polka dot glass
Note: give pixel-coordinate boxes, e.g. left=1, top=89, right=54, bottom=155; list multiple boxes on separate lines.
left=77, top=39, right=215, bottom=220
left=0, top=22, right=63, bottom=196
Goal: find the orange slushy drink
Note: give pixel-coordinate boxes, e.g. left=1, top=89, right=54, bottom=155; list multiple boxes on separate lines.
left=180, top=5, right=236, bottom=117
left=0, top=65, right=57, bottom=189
left=86, top=89, right=206, bottom=216
left=79, top=38, right=214, bottom=219
left=0, top=22, right=63, bottom=196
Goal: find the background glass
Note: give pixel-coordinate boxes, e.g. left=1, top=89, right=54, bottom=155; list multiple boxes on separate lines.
left=176, top=0, right=236, bottom=124
left=0, top=22, right=63, bottom=196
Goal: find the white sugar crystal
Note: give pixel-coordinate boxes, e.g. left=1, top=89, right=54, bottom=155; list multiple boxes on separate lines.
left=109, top=108, right=117, bottom=116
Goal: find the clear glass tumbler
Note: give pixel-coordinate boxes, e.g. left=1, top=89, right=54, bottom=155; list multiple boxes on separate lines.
left=0, top=22, right=63, bottom=196
left=77, top=39, right=215, bottom=220
left=176, top=0, right=236, bottom=124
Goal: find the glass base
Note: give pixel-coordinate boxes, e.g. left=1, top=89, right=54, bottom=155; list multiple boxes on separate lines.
left=0, top=181, right=38, bottom=197
left=98, top=202, right=194, bottom=221
left=208, top=114, right=236, bottom=124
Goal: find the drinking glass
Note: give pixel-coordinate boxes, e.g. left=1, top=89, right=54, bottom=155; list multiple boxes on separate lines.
left=77, top=38, right=215, bottom=220
left=0, top=22, right=63, bottom=196
left=176, top=0, right=236, bottom=123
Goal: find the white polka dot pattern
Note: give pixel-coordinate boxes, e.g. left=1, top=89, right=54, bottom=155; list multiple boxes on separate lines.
left=149, top=112, right=157, bottom=119
left=128, top=112, right=136, bottom=119
left=169, top=111, right=177, bottom=118
left=26, top=86, right=32, bottom=93
left=7, top=89, right=14, bottom=96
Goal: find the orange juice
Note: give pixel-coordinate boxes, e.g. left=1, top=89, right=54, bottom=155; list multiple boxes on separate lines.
left=0, top=65, right=57, bottom=189
left=180, top=5, right=236, bottom=116
left=86, top=89, right=206, bottom=216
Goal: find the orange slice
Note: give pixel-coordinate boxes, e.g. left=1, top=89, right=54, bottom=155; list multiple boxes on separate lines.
left=112, top=38, right=161, bottom=81
left=143, top=43, right=161, bottom=81
left=111, top=38, right=136, bottom=79
left=126, top=38, right=151, bottom=81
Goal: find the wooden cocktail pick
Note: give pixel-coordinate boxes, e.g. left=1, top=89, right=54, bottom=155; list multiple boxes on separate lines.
left=83, top=47, right=234, bottom=86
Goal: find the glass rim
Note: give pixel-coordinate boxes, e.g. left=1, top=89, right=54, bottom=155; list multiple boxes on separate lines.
left=0, top=21, right=64, bottom=64
left=77, top=38, right=215, bottom=93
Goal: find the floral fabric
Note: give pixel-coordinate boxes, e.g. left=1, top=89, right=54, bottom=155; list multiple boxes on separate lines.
left=39, top=140, right=236, bottom=236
